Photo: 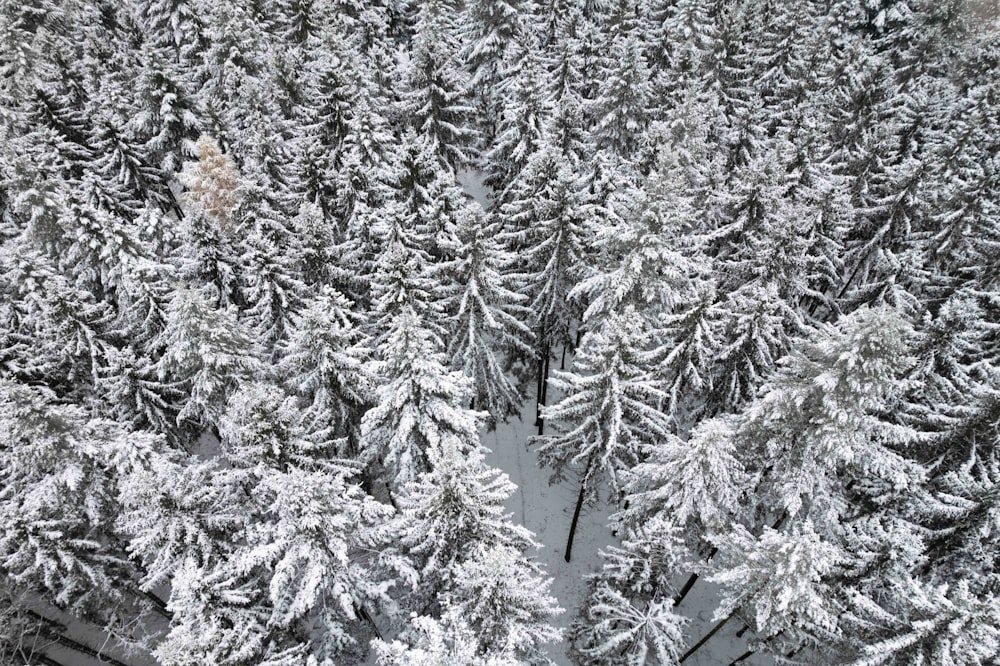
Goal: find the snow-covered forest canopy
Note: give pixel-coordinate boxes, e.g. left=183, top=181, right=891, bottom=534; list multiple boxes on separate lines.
left=2, top=0, right=1000, bottom=664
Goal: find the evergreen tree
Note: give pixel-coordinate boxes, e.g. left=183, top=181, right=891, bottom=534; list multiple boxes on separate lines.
left=531, top=309, right=672, bottom=560
left=402, top=0, right=477, bottom=169
left=360, top=306, right=482, bottom=493
left=278, top=288, right=374, bottom=450
left=444, top=205, right=534, bottom=423
left=505, top=146, right=591, bottom=356
left=451, top=543, right=563, bottom=663
left=460, top=0, right=535, bottom=145
left=375, top=603, right=521, bottom=666
left=0, top=380, right=167, bottom=654
left=393, top=439, right=534, bottom=614
left=572, top=514, right=688, bottom=666
left=153, top=287, right=261, bottom=430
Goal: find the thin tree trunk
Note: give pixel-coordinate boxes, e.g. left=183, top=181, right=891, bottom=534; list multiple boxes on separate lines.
left=560, top=344, right=567, bottom=370
left=25, top=611, right=130, bottom=666
left=728, top=649, right=754, bottom=665
left=564, top=456, right=594, bottom=562
left=785, top=646, right=804, bottom=660
left=679, top=610, right=734, bottom=663
left=384, top=481, right=398, bottom=510
left=144, top=590, right=172, bottom=619
left=13, top=652, right=67, bottom=666
left=537, top=352, right=551, bottom=436
left=673, top=546, right=718, bottom=607
left=356, top=603, right=383, bottom=641
left=735, top=624, right=749, bottom=638
left=535, top=350, right=547, bottom=430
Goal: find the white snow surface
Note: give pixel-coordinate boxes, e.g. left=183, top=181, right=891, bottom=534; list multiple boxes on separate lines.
left=484, top=391, right=772, bottom=666
left=455, top=165, right=771, bottom=666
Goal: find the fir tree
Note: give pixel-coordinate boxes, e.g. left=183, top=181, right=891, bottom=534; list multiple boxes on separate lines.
left=361, top=306, right=482, bottom=493
left=443, top=205, right=534, bottom=423
left=531, top=308, right=672, bottom=560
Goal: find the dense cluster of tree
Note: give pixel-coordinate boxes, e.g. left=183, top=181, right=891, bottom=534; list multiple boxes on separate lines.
left=1, top=0, right=998, bottom=664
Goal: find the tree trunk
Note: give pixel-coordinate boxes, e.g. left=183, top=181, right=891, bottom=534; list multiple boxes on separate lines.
left=356, top=603, right=383, bottom=641
left=13, top=652, right=67, bottom=666
left=560, top=344, right=567, bottom=370
left=25, top=611, right=130, bottom=666
left=537, top=352, right=551, bottom=436
left=535, top=354, right=545, bottom=427
left=673, top=546, right=718, bottom=607
left=564, top=456, right=593, bottom=562
left=735, top=624, right=749, bottom=638
left=679, top=610, right=734, bottom=663
left=535, top=347, right=550, bottom=434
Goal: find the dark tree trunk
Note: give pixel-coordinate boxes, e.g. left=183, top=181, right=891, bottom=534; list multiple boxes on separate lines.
left=564, top=456, right=594, bottom=562
left=25, top=611, right=130, bottom=666
left=537, top=351, right=551, bottom=436
left=679, top=610, right=734, bottom=663
left=535, top=348, right=547, bottom=431
left=673, top=546, right=718, bottom=607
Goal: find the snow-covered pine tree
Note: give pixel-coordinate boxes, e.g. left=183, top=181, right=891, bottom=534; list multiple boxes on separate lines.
left=586, top=29, right=653, bottom=160
left=571, top=513, right=688, bottom=666
left=153, top=287, right=262, bottom=431
left=0, top=240, right=113, bottom=399
left=460, top=0, right=536, bottom=147
left=392, top=437, right=534, bottom=614
left=450, top=543, right=563, bottom=663
left=361, top=306, right=482, bottom=494
left=374, top=602, right=521, bottom=666
left=531, top=308, right=672, bottom=560
left=843, top=576, right=1000, bottom=666
left=443, top=204, right=534, bottom=424
left=570, top=148, right=706, bottom=335
left=504, top=145, right=591, bottom=361
left=278, top=288, right=374, bottom=453
left=0, top=380, right=168, bottom=657
left=698, top=306, right=924, bottom=661
left=401, top=0, right=477, bottom=170
left=702, top=520, right=841, bottom=662
left=155, top=382, right=405, bottom=665
left=482, top=41, right=553, bottom=206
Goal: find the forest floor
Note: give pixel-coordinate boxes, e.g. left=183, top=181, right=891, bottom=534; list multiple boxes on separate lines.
left=459, top=165, right=770, bottom=665
left=483, top=396, right=772, bottom=666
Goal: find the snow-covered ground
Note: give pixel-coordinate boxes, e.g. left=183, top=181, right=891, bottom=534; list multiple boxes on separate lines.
left=483, top=389, right=772, bottom=666
left=457, top=166, right=770, bottom=666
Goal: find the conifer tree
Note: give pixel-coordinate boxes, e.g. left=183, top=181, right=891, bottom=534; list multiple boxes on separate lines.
left=460, top=0, right=535, bottom=144
left=444, top=205, right=534, bottom=423
left=153, top=288, right=262, bottom=430
left=451, top=543, right=563, bottom=663
left=0, top=380, right=167, bottom=655
left=532, top=308, right=672, bottom=560
left=361, top=306, right=482, bottom=493
left=572, top=514, right=688, bottom=666
left=402, top=0, right=477, bottom=169
left=278, top=288, right=374, bottom=449
left=505, top=146, right=591, bottom=358
left=393, top=439, right=534, bottom=614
